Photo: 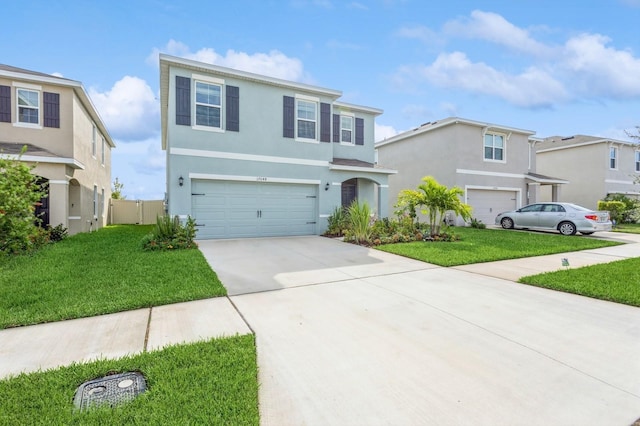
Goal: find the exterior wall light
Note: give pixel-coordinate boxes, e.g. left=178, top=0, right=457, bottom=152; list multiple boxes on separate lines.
left=325, top=182, right=330, bottom=191
left=179, top=176, right=184, bottom=187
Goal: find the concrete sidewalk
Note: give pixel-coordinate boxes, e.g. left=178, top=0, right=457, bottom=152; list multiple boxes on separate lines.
left=1, top=232, right=639, bottom=425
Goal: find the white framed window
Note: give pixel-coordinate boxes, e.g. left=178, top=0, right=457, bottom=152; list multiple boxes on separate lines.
left=100, top=188, right=105, bottom=217
left=17, top=88, right=39, bottom=125
left=296, top=99, right=317, bottom=141
left=101, top=137, right=105, bottom=165
left=610, top=146, right=618, bottom=169
left=635, top=151, right=640, bottom=172
left=195, top=80, right=222, bottom=128
left=484, top=133, right=505, bottom=161
left=92, top=125, right=97, bottom=157
left=93, top=185, right=98, bottom=218
left=341, top=115, right=354, bottom=144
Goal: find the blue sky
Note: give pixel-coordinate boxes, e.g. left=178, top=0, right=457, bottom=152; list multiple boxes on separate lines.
left=2, top=0, right=640, bottom=199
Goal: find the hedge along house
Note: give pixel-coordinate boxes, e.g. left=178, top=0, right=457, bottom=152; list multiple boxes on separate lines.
left=0, top=64, right=114, bottom=235
left=159, top=54, right=396, bottom=239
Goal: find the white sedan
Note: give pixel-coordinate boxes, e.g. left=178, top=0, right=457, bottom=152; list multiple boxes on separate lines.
left=495, top=202, right=612, bottom=236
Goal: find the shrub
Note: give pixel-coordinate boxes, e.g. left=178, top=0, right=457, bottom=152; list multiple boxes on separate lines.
left=142, top=215, right=197, bottom=251
left=47, top=224, right=68, bottom=242
left=469, top=218, right=486, bottom=229
left=0, top=149, right=48, bottom=255
left=324, top=206, right=350, bottom=237
left=344, top=200, right=372, bottom=244
left=601, top=194, right=640, bottom=224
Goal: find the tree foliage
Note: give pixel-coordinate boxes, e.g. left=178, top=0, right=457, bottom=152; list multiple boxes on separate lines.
left=396, top=176, right=472, bottom=236
left=0, top=147, right=47, bottom=254
left=111, top=177, right=126, bottom=200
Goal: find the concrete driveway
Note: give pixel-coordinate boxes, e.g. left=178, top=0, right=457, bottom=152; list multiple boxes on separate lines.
left=198, top=236, right=640, bottom=426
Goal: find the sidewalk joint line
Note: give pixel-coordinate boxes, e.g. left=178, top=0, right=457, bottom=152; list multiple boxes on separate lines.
left=143, top=307, right=152, bottom=352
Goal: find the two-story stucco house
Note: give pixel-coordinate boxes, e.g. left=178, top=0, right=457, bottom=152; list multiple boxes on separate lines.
left=159, top=54, right=395, bottom=239
left=375, top=117, right=567, bottom=225
left=0, top=64, right=114, bottom=235
left=536, top=135, right=640, bottom=209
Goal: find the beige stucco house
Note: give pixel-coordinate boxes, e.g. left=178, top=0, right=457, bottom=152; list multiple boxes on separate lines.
left=0, top=64, right=114, bottom=235
left=536, top=135, right=640, bottom=209
left=375, top=117, right=566, bottom=225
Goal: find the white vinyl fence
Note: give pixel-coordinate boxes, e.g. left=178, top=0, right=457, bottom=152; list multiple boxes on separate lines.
left=109, top=199, right=165, bottom=225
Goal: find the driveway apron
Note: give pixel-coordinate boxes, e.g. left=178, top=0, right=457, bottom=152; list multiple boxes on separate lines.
left=198, top=236, right=640, bottom=426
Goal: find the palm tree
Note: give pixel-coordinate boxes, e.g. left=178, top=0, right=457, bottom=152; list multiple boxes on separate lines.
left=397, top=176, right=472, bottom=236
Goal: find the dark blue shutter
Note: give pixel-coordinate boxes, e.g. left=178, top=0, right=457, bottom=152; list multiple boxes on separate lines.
left=320, top=103, right=331, bottom=142
left=283, top=96, right=294, bottom=138
left=43, top=92, right=60, bottom=128
left=0, top=85, right=10, bottom=123
left=332, top=114, right=340, bottom=142
left=175, top=76, right=191, bottom=126
left=226, top=85, right=239, bottom=132
left=355, top=118, right=364, bottom=145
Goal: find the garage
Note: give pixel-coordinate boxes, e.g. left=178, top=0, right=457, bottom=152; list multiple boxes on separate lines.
left=191, top=180, right=318, bottom=239
left=466, top=189, right=518, bottom=226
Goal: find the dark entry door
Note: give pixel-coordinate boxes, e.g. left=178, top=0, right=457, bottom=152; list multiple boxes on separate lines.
left=341, top=179, right=357, bottom=208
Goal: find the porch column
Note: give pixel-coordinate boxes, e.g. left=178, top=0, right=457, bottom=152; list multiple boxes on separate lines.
left=378, top=185, right=389, bottom=218
left=551, top=184, right=561, bottom=202
left=527, top=182, right=540, bottom=204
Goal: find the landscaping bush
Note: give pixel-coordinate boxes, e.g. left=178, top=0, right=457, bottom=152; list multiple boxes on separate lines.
left=324, top=206, right=350, bottom=237
left=142, top=215, right=197, bottom=250
left=600, top=194, right=640, bottom=223
left=344, top=200, right=372, bottom=244
left=469, top=218, right=486, bottom=229
left=0, top=149, right=48, bottom=255
left=47, top=224, right=68, bottom=242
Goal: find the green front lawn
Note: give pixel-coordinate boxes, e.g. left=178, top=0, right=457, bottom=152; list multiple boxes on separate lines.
left=613, top=223, right=640, bottom=234
left=0, top=225, right=226, bottom=329
left=376, top=227, right=622, bottom=266
left=0, top=335, right=259, bottom=425
left=519, top=258, right=640, bottom=307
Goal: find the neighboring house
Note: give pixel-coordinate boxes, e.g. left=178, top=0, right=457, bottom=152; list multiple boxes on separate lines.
left=536, top=135, right=640, bottom=209
left=0, top=64, right=114, bottom=235
left=159, top=54, right=395, bottom=239
left=375, top=117, right=567, bottom=225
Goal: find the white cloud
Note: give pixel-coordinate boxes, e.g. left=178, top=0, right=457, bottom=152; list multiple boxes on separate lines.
left=396, top=25, right=442, bottom=46
left=89, top=76, right=159, bottom=141
left=111, top=137, right=166, bottom=200
left=396, top=51, right=567, bottom=108
left=561, top=33, right=640, bottom=97
left=443, top=10, right=553, bottom=58
left=148, top=40, right=312, bottom=83
left=375, top=122, right=400, bottom=142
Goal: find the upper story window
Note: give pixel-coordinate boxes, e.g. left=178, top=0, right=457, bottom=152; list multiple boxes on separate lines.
left=92, top=125, right=97, bottom=157
left=17, top=88, right=39, bottom=125
left=609, top=146, right=618, bottom=169
left=484, top=133, right=505, bottom=161
left=341, top=115, right=354, bottom=144
left=635, top=151, right=640, bottom=172
left=195, top=81, right=221, bottom=128
left=296, top=99, right=317, bottom=140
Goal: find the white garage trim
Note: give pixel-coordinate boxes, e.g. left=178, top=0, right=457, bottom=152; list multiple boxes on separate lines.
left=171, top=147, right=328, bottom=167
left=457, top=169, right=526, bottom=179
left=189, top=173, right=321, bottom=185
left=465, top=186, right=521, bottom=226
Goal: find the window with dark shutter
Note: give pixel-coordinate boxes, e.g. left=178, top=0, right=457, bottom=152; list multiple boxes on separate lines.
left=320, top=103, right=331, bottom=142
left=226, top=85, right=239, bottom=132
left=43, top=92, right=60, bottom=128
left=355, top=118, right=364, bottom=145
left=283, top=96, right=294, bottom=138
left=0, top=85, right=10, bottom=123
left=175, top=76, right=191, bottom=126
left=332, top=114, right=340, bottom=142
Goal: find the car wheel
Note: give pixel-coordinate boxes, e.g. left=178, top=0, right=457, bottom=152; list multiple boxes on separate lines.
left=500, top=217, right=514, bottom=229
left=558, top=222, right=577, bottom=236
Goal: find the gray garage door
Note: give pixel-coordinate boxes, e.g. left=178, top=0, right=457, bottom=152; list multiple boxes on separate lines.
left=191, top=180, right=318, bottom=239
left=466, top=189, right=518, bottom=226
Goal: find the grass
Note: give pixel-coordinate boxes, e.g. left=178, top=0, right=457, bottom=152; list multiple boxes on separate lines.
left=0, top=335, right=259, bottom=425
left=519, top=257, right=640, bottom=307
left=613, top=223, right=640, bottom=234
left=0, top=225, right=226, bottom=329
left=376, top=227, right=622, bottom=266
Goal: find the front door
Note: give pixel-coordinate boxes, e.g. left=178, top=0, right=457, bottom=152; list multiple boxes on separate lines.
left=342, top=179, right=357, bottom=208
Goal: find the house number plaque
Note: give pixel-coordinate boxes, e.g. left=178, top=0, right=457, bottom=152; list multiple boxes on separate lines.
left=256, top=177, right=268, bottom=182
